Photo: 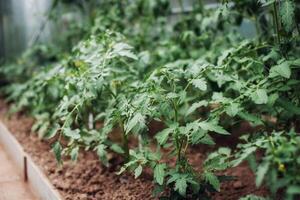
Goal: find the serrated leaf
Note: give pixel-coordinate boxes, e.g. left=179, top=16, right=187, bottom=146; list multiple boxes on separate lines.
left=239, top=194, right=268, bottom=200
left=280, top=0, right=295, bottom=32
left=154, top=164, right=166, bottom=185
left=45, top=123, right=60, bottom=139
left=277, top=97, right=300, bottom=115
left=238, top=112, right=263, bottom=126
left=291, top=58, right=300, bottom=66
left=52, top=141, right=62, bottom=164
left=96, top=144, right=108, bottom=167
left=225, top=103, right=240, bottom=117
left=185, top=100, right=208, bottom=116
left=204, top=172, right=220, bottom=191
left=251, top=89, right=268, bottom=104
left=175, top=177, right=187, bottom=196
left=191, top=129, right=206, bottom=144
left=31, top=121, right=42, bottom=133
left=256, top=161, right=270, bottom=187
left=63, top=128, right=81, bottom=139
left=199, top=134, right=215, bottom=145
left=110, top=143, right=125, bottom=154
left=269, top=61, right=291, bottom=78
left=70, top=146, right=79, bottom=162
left=125, top=112, right=145, bottom=134
left=166, top=92, right=179, bottom=99
left=155, top=127, right=173, bottom=145
left=199, top=121, right=230, bottom=135
left=134, top=165, right=143, bottom=178
left=192, top=78, right=207, bottom=91
left=233, top=146, right=257, bottom=167
left=37, top=122, right=49, bottom=138
left=112, top=42, right=138, bottom=60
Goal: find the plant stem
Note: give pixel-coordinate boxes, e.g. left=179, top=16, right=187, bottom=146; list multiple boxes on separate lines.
left=123, top=133, right=129, bottom=161
left=197, top=0, right=204, bottom=13
left=120, top=122, right=130, bottom=161
left=272, top=1, right=281, bottom=43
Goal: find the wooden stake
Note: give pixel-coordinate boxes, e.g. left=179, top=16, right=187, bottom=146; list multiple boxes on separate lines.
left=24, top=156, right=28, bottom=182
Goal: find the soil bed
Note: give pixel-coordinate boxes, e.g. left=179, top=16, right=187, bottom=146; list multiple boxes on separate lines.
left=0, top=99, right=268, bottom=200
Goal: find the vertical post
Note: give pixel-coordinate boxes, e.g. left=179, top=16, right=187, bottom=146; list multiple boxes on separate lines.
left=23, top=156, right=28, bottom=182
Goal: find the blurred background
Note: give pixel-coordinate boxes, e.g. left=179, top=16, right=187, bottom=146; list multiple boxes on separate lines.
left=0, top=0, right=52, bottom=59
left=0, top=0, right=224, bottom=61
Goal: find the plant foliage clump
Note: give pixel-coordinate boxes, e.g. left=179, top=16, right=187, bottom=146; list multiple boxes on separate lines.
left=0, top=0, right=300, bottom=199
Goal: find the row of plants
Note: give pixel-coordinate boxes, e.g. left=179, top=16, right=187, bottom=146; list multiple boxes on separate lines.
left=1, top=0, right=300, bottom=199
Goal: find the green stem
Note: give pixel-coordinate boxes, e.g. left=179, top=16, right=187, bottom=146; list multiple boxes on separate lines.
left=172, top=101, right=178, bottom=122
left=123, top=133, right=129, bottom=161
left=120, top=122, right=130, bottom=161
left=171, top=98, right=182, bottom=166
left=273, top=1, right=281, bottom=43
left=197, top=0, right=204, bottom=13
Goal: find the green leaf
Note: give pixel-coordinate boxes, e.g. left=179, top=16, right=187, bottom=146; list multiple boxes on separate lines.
left=112, top=42, right=138, bottom=60
left=45, top=123, right=60, bottom=139
left=291, top=58, right=300, bottom=67
left=277, top=97, right=300, bottom=115
left=134, top=165, right=143, bottom=178
left=155, top=127, right=174, bottom=145
left=110, top=143, right=125, bottom=154
left=185, top=100, right=208, bottom=116
left=225, top=103, right=240, bottom=117
left=192, top=78, right=207, bottom=91
left=280, top=0, right=295, bottom=32
left=269, top=61, right=291, bottom=78
left=70, top=146, right=79, bottom=162
left=256, top=161, right=270, bottom=187
left=191, top=129, right=206, bottom=144
left=125, top=113, right=145, bottom=134
left=259, top=0, right=275, bottom=7
left=287, top=185, right=300, bottom=194
left=63, top=128, right=81, bottom=140
left=52, top=141, right=62, bottom=164
left=199, top=134, right=215, bottom=145
left=233, top=146, right=257, bottom=167
left=204, top=172, right=220, bottom=191
left=154, top=164, right=166, bottom=185
left=238, top=112, right=263, bottom=126
left=175, top=177, right=188, bottom=196
left=251, top=89, right=268, bottom=104
left=199, top=121, right=230, bottom=135
left=96, top=144, right=108, bottom=167
left=37, top=122, right=50, bottom=138
left=239, top=194, right=268, bottom=200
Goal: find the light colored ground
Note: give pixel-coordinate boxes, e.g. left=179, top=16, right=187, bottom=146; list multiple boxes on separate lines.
left=0, top=145, right=36, bottom=200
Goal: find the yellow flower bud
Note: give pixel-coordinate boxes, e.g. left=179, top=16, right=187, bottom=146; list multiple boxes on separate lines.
left=278, top=163, right=285, bottom=172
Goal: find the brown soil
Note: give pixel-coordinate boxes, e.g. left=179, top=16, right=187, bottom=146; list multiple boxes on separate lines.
left=0, top=99, right=269, bottom=200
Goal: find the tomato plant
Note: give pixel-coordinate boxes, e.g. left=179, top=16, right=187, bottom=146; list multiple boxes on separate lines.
left=1, top=0, right=300, bottom=199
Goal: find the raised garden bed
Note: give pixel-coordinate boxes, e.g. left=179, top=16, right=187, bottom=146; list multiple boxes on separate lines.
left=0, top=119, right=61, bottom=200
left=0, top=99, right=269, bottom=200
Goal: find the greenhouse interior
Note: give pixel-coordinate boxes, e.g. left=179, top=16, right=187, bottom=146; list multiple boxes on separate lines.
left=0, top=0, right=300, bottom=200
